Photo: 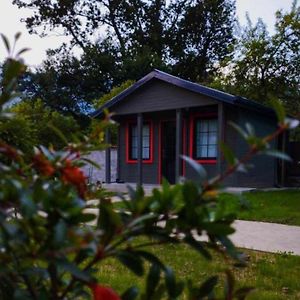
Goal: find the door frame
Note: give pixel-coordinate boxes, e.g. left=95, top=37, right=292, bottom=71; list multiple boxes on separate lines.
left=158, top=119, right=187, bottom=184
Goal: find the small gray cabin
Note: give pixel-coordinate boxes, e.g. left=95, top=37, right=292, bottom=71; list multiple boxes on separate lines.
left=92, top=70, right=287, bottom=187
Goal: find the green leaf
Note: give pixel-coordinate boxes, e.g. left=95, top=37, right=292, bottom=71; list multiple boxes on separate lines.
left=181, top=155, right=207, bottom=182
left=98, top=201, right=122, bottom=232
left=135, top=251, right=165, bottom=270
left=217, top=236, right=239, bottom=260
left=224, top=270, right=235, bottom=299
left=47, top=123, right=69, bottom=146
left=1, top=34, right=10, bottom=53
left=164, top=267, right=183, bottom=298
left=122, top=286, right=139, bottom=300
left=16, top=47, right=31, bottom=57
left=229, top=122, right=248, bottom=139
left=54, top=220, right=67, bottom=245
left=58, top=260, right=91, bottom=282
left=271, top=99, right=286, bottom=124
left=128, top=214, right=158, bottom=228
left=203, top=223, right=235, bottom=236
left=81, top=158, right=101, bottom=169
left=264, top=150, right=291, bottom=161
left=146, top=264, right=161, bottom=298
left=75, top=213, right=97, bottom=223
left=234, top=287, right=255, bottom=300
left=245, top=122, right=255, bottom=136
left=184, top=235, right=212, bottom=260
left=196, top=276, right=218, bottom=297
left=220, top=142, right=236, bottom=166
left=117, top=251, right=144, bottom=276
left=20, top=192, right=37, bottom=218
left=14, top=32, right=22, bottom=41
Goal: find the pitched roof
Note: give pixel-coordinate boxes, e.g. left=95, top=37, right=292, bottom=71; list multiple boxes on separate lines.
left=91, top=69, right=274, bottom=118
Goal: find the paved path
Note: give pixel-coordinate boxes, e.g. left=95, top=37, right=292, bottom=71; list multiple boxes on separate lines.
left=103, top=183, right=254, bottom=195
left=87, top=198, right=300, bottom=256
left=231, top=220, right=300, bottom=255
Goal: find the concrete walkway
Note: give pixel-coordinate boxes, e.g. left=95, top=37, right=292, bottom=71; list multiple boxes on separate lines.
left=86, top=200, right=300, bottom=255
left=102, top=183, right=254, bottom=195
left=231, top=220, right=300, bottom=255
left=89, top=184, right=300, bottom=255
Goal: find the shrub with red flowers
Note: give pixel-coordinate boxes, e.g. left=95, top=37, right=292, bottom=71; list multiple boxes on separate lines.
left=0, top=34, right=298, bottom=300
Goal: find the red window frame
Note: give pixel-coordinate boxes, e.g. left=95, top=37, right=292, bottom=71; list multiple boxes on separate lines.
left=189, top=112, right=218, bottom=164
left=125, top=120, right=154, bottom=164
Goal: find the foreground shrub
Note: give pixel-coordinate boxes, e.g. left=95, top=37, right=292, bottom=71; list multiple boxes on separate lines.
left=0, top=33, right=297, bottom=300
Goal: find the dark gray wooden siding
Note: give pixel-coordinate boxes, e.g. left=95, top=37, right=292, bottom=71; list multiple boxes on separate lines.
left=222, top=105, right=278, bottom=187
left=113, top=79, right=216, bottom=115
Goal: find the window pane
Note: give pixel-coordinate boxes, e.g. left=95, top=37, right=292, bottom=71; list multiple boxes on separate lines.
left=132, top=136, right=138, bottom=147
left=197, top=146, right=208, bottom=158
left=143, top=147, right=150, bottom=159
left=143, top=136, right=149, bottom=147
left=199, top=132, right=208, bottom=145
left=143, top=125, right=149, bottom=136
left=208, top=145, right=217, bottom=157
left=131, top=147, right=137, bottom=159
left=129, top=123, right=151, bottom=161
left=194, top=117, right=218, bottom=159
left=196, top=146, right=201, bottom=158
left=208, top=132, right=217, bottom=144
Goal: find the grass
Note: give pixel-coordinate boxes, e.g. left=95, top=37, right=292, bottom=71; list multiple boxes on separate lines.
left=112, top=189, right=300, bottom=226
left=97, top=241, right=300, bottom=299
left=218, top=190, right=300, bottom=226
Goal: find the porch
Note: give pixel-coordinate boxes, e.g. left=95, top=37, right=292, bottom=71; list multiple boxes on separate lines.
left=104, top=104, right=225, bottom=186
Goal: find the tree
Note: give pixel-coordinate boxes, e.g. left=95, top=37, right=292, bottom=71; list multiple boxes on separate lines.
left=10, top=99, right=81, bottom=150
left=13, top=0, right=236, bottom=84
left=212, top=1, right=300, bottom=116
left=170, top=0, right=236, bottom=82
left=93, top=79, right=135, bottom=109
left=22, top=44, right=118, bottom=125
left=0, top=97, right=81, bottom=155
left=0, top=114, right=37, bottom=156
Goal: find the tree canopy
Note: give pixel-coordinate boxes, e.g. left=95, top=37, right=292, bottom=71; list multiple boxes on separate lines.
left=0, top=99, right=80, bottom=155
left=11, top=0, right=300, bottom=125
left=211, top=2, right=300, bottom=116
left=14, top=0, right=236, bottom=122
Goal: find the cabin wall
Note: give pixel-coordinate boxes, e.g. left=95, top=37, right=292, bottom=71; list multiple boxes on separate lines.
left=118, top=115, right=160, bottom=184
left=222, top=106, right=278, bottom=187
left=115, top=105, right=278, bottom=187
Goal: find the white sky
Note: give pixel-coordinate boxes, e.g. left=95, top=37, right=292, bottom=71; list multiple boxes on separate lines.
left=0, top=0, right=295, bottom=67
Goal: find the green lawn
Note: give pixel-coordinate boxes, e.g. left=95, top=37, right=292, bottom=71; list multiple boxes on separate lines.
left=112, top=189, right=300, bottom=226
left=97, top=242, right=300, bottom=300
left=218, top=190, right=300, bottom=226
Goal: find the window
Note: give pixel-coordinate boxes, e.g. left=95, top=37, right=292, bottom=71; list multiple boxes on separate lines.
left=192, top=117, right=218, bottom=161
left=126, top=121, right=153, bottom=163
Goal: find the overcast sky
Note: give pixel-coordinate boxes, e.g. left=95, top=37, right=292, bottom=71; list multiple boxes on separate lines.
left=0, top=0, right=295, bottom=67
